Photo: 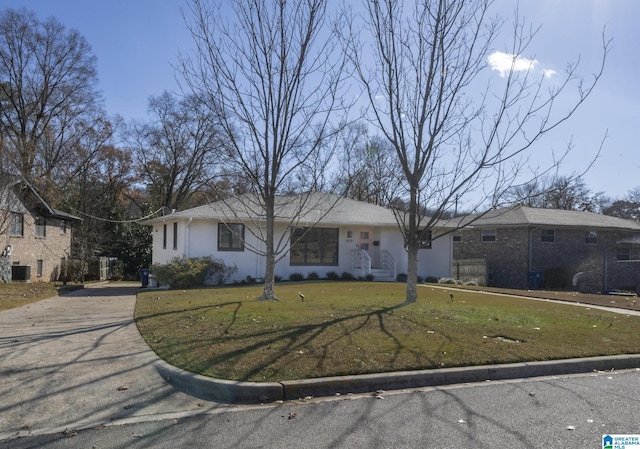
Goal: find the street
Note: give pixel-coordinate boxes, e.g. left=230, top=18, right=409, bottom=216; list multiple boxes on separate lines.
left=3, top=369, right=638, bottom=449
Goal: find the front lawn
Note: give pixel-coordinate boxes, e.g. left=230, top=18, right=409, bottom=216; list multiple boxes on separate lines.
left=135, top=282, right=640, bottom=382
left=0, top=283, right=59, bottom=312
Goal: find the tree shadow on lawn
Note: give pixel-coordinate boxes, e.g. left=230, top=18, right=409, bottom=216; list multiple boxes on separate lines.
left=139, top=300, right=488, bottom=382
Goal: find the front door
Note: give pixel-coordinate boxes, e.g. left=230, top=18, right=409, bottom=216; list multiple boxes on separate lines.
left=358, top=230, right=373, bottom=259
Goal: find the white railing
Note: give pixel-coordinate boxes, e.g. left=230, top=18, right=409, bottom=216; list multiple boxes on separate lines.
left=382, top=250, right=396, bottom=279
left=350, top=249, right=371, bottom=276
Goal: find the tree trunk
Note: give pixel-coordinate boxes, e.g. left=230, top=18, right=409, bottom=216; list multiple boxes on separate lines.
left=406, top=244, right=418, bottom=303
left=258, top=195, right=279, bottom=301
left=405, top=186, right=419, bottom=303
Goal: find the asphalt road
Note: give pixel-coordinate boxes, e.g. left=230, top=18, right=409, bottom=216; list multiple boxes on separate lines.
left=2, top=369, right=638, bottom=449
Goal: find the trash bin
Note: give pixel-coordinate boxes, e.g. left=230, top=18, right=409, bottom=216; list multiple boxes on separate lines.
left=527, top=271, right=542, bottom=289
left=139, top=268, right=150, bottom=288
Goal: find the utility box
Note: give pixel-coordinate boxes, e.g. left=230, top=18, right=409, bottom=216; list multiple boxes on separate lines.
left=12, top=265, right=31, bottom=282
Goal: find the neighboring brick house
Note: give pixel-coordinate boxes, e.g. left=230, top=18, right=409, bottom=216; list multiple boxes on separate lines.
left=0, top=174, right=80, bottom=282
left=451, top=206, right=640, bottom=293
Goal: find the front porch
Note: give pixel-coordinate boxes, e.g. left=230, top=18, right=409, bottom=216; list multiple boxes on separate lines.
left=350, top=249, right=396, bottom=281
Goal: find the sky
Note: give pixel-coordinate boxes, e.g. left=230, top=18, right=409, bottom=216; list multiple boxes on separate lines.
left=2, top=0, right=639, bottom=200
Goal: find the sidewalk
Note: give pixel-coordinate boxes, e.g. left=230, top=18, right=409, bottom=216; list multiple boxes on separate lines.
left=0, top=283, right=224, bottom=441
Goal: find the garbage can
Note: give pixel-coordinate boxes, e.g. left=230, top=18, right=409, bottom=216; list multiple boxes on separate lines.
left=527, top=271, right=542, bottom=289
left=139, top=268, right=150, bottom=288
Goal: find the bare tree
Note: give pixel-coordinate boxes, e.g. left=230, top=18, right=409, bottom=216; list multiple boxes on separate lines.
left=180, top=0, right=350, bottom=300
left=0, top=8, right=102, bottom=194
left=126, top=91, right=223, bottom=211
left=504, top=176, right=596, bottom=211
left=344, top=0, right=608, bottom=302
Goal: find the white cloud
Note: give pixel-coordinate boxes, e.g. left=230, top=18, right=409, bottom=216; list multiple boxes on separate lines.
left=543, top=69, right=557, bottom=79
left=488, top=51, right=538, bottom=77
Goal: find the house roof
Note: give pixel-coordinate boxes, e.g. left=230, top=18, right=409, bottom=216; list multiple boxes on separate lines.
left=0, top=173, right=81, bottom=221
left=143, top=192, right=401, bottom=227
left=446, top=205, right=640, bottom=231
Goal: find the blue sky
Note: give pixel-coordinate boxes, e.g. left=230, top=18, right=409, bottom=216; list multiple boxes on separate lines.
left=2, top=0, right=638, bottom=199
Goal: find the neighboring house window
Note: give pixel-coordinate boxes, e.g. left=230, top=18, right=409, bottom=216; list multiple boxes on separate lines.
left=60, top=220, right=67, bottom=235
left=9, top=212, right=24, bottom=236
left=36, top=259, right=43, bottom=277
left=541, top=229, right=555, bottom=243
left=452, top=231, right=461, bottom=242
left=481, top=229, right=496, bottom=242
left=162, top=224, right=167, bottom=249
left=218, top=223, right=245, bottom=251
left=416, top=229, right=432, bottom=249
left=290, top=227, right=338, bottom=265
left=585, top=231, right=598, bottom=244
left=35, top=215, right=46, bottom=238
left=617, top=247, right=631, bottom=261
left=173, top=222, right=178, bottom=250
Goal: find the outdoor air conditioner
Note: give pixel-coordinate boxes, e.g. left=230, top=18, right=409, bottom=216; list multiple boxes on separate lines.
left=11, top=265, right=31, bottom=282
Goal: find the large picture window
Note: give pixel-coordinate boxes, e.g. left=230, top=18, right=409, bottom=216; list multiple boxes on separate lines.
left=218, top=223, right=244, bottom=251
left=290, top=227, right=338, bottom=265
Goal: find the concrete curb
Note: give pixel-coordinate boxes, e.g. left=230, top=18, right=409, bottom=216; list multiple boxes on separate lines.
left=154, top=353, right=640, bottom=404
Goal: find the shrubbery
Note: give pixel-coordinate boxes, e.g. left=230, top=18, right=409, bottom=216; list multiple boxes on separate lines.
left=289, top=272, right=305, bottom=281
left=152, top=256, right=237, bottom=289
left=326, top=271, right=340, bottom=280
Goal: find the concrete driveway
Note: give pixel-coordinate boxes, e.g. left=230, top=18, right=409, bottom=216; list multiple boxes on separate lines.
left=0, top=283, right=223, bottom=440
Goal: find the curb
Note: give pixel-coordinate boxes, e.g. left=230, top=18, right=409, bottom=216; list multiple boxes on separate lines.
left=154, top=353, right=640, bottom=404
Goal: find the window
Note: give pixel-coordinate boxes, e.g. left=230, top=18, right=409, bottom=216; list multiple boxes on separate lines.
left=541, top=229, right=555, bottom=243
left=36, top=260, right=43, bottom=277
left=218, top=223, right=244, bottom=251
left=360, top=231, right=369, bottom=239
left=35, top=215, right=46, bottom=238
left=60, top=220, right=67, bottom=235
left=416, top=229, right=432, bottom=249
left=617, top=247, right=631, bottom=261
left=173, top=222, right=178, bottom=250
left=585, top=231, right=598, bottom=244
left=290, top=227, right=338, bottom=265
left=481, top=229, right=496, bottom=242
left=9, top=212, right=23, bottom=236
left=162, top=224, right=167, bottom=249
left=452, top=232, right=461, bottom=242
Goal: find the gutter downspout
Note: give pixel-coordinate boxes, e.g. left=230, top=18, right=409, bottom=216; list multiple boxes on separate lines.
left=185, top=217, right=193, bottom=258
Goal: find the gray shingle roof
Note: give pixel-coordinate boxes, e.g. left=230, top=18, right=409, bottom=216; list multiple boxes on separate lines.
left=143, top=192, right=399, bottom=226
left=448, top=205, right=640, bottom=231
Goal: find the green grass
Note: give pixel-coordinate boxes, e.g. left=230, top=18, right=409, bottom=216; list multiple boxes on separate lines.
left=134, top=282, right=640, bottom=382
left=0, top=283, right=60, bottom=312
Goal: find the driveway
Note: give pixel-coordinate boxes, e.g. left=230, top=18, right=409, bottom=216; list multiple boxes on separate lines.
left=0, top=283, right=223, bottom=440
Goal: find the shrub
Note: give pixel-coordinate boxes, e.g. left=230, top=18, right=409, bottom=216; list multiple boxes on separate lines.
left=424, top=276, right=439, bottom=284
left=326, top=271, right=340, bottom=281
left=152, top=256, right=237, bottom=289
left=416, top=276, right=424, bottom=284
left=245, top=275, right=257, bottom=284
left=365, top=274, right=375, bottom=282
left=307, top=271, right=320, bottom=281
left=464, top=280, right=479, bottom=286
left=437, top=277, right=457, bottom=284
left=396, top=273, right=408, bottom=283
left=543, top=267, right=571, bottom=290
left=341, top=271, right=355, bottom=280
left=289, top=272, right=305, bottom=282
left=274, top=275, right=283, bottom=283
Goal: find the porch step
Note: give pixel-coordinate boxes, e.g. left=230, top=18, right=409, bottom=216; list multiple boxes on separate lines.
left=370, top=268, right=395, bottom=282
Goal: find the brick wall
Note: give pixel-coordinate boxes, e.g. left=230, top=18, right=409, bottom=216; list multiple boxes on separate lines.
left=5, top=213, right=72, bottom=282
left=453, top=226, right=640, bottom=292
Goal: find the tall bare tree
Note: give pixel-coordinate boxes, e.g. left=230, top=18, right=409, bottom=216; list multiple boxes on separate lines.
left=180, top=0, right=350, bottom=300
left=126, top=91, right=222, bottom=211
left=0, top=8, right=102, bottom=195
left=344, top=0, right=608, bottom=302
